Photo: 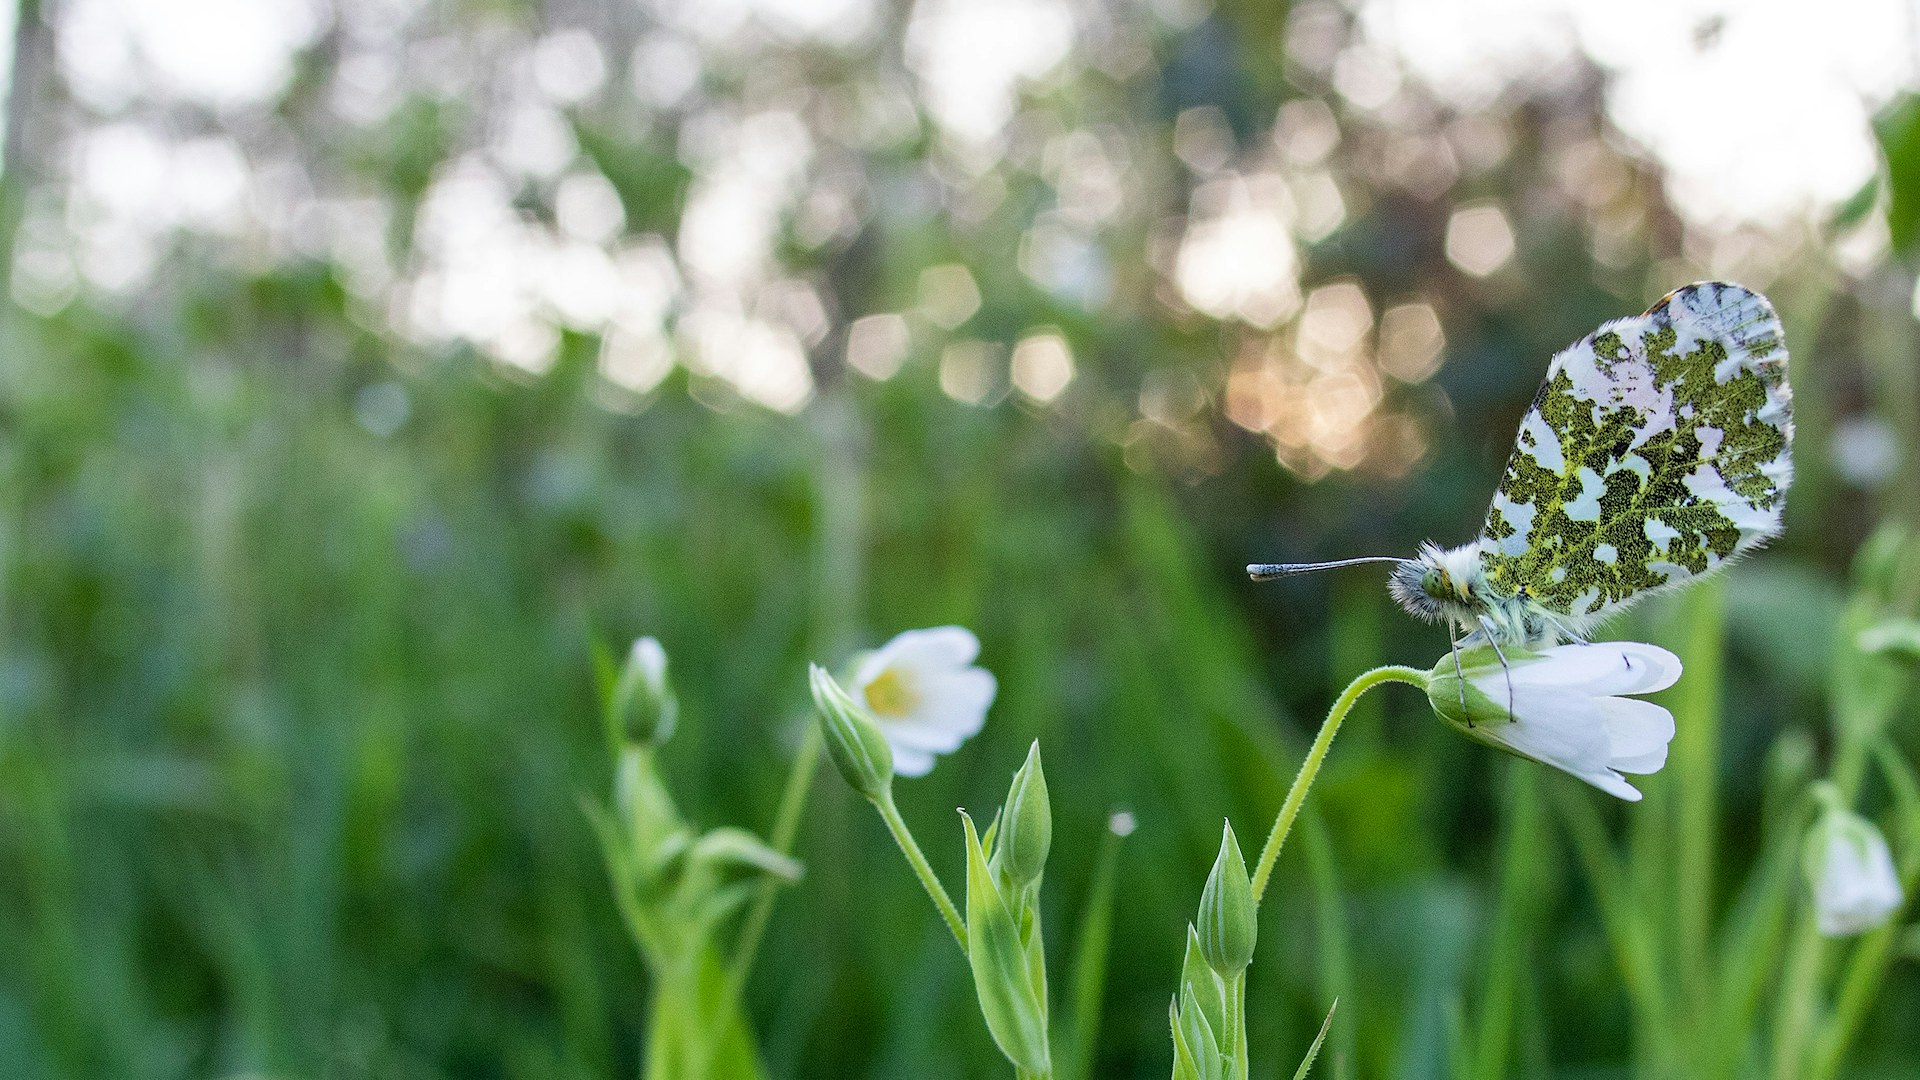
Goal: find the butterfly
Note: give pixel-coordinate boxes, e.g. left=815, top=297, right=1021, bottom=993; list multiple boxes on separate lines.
left=1249, top=281, right=1793, bottom=662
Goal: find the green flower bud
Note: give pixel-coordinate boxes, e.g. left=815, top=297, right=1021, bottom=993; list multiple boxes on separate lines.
left=611, top=637, right=678, bottom=745
left=1000, top=741, right=1052, bottom=887
left=1197, top=820, right=1257, bottom=976
left=809, top=664, right=894, bottom=801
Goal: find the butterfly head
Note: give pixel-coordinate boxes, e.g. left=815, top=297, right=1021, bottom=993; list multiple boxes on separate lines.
left=1389, top=542, right=1489, bottom=625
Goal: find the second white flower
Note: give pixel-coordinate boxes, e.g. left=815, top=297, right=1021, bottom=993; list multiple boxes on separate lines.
left=850, top=626, right=997, bottom=777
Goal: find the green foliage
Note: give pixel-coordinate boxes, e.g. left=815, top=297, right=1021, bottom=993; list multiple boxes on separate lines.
left=962, top=811, right=1052, bottom=1074
left=0, top=0, right=1917, bottom=1077
left=1875, top=94, right=1920, bottom=254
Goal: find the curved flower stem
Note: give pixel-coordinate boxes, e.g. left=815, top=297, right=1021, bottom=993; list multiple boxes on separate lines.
left=727, top=722, right=824, bottom=990
left=1250, top=665, right=1425, bottom=903
left=874, top=786, right=968, bottom=952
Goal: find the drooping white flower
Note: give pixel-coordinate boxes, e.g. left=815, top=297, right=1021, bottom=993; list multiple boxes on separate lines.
left=849, top=626, right=997, bottom=777
left=1427, top=641, right=1681, bottom=801
left=1805, top=796, right=1905, bottom=937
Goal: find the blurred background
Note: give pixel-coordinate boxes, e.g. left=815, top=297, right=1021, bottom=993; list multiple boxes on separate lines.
left=0, top=0, right=1917, bottom=1076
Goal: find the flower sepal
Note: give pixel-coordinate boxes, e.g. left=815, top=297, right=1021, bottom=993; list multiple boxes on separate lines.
left=1425, top=645, right=1530, bottom=734
left=810, top=663, right=895, bottom=801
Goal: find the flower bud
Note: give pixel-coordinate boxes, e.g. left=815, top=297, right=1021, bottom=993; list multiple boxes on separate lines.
left=999, top=741, right=1052, bottom=887
left=611, top=637, right=678, bottom=746
left=1197, top=820, right=1257, bottom=975
left=1804, top=787, right=1904, bottom=937
left=809, top=664, right=894, bottom=801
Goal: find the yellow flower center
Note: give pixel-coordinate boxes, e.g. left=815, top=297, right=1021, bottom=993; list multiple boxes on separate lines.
left=862, top=666, right=920, bottom=718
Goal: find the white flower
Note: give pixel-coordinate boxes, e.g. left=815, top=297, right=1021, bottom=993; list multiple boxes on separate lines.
left=1805, top=800, right=1904, bottom=937
left=1427, top=641, right=1681, bottom=801
left=849, top=626, right=997, bottom=777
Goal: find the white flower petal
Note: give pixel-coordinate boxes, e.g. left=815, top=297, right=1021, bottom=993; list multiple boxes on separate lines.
left=1575, top=769, right=1645, bottom=801
left=874, top=670, right=995, bottom=752
left=1440, top=639, right=1678, bottom=802
left=1600, top=697, right=1675, bottom=775
left=1482, top=686, right=1613, bottom=777
left=850, top=626, right=995, bottom=777
left=881, top=626, right=981, bottom=670
left=1814, top=823, right=1904, bottom=936
left=890, top=744, right=937, bottom=778
left=849, top=648, right=890, bottom=690
left=878, top=719, right=967, bottom=754
left=1511, top=643, right=1680, bottom=696
left=921, top=668, right=997, bottom=725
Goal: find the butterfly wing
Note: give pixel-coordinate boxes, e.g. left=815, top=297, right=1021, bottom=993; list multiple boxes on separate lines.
left=1476, top=281, right=1792, bottom=623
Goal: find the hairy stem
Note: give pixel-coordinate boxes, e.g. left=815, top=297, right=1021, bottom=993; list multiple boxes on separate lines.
left=875, top=787, right=968, bottom=951
left=1250, top=665, right=1425, bottom=902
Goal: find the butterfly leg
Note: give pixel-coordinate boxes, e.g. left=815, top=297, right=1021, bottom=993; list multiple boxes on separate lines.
left=1479, top=616, right=1515, bottom=718
left=1449, top=624, right=1470, bottom=726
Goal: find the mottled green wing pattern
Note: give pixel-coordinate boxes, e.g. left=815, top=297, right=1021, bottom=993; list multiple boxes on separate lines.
left=1476, top=282, right=1792, bottom=621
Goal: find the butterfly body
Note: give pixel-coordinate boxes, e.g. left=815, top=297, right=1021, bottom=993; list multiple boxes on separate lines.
left=1252, top=281, right=1793, bottom=650
left=1388, top=541, right=1569, bottom=648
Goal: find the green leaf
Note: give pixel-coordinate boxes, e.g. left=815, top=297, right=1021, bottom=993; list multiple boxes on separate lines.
left=688, top=826, right=804, bottom=883
left=1858, top=618, right=1920, bottom=662
left=1828, top=173, right=1882, bottom=235
left=1179, top=926, right=1227, bottom=1041
left=1291, top=999, right=1338, bottom=1080
left=1877, top=94, right=1920, bottom=253
left=962, top=811, right=1051, bottom=1073
left=1176, top=983, right=1224, bottom=1080
left=1062, top=817, right=1127, bottom=1080
left=1170, top=1000, right=1204, bottom=1080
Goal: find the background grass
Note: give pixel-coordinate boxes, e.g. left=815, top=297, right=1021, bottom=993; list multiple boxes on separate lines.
left=0, top=1, right=1917, bottom=1077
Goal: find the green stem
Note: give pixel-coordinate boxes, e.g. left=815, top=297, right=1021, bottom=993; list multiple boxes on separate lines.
left=1806, top=741, right=1920, bottom=1080
left=1671, top=580, right=1723, bottom=1013
left=1474, top=766, right=1544, bottom=1080
left=874, top=786, right=968, bottom=952
left=1773, top=710, right=1878, bottom=1078
left=1250, top=665, right=1424, bottom=902
left=1769, top=918, right=1826, bottom=1080
left=1225, top=972, right=1248, bottom=1080
left=727, top=723, right=823, bottom=989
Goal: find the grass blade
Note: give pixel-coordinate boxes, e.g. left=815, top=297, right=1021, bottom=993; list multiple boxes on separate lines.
left=1291, top=999, right=1337, bottom=1080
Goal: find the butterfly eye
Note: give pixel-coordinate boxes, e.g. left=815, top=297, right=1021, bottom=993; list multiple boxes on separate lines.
left=1421, top=569, right=1444, bottom=596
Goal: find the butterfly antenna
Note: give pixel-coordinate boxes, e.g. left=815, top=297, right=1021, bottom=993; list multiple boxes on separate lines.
left=1246, top=556, right=1403, bottom=581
